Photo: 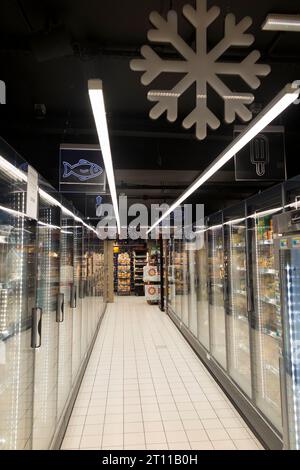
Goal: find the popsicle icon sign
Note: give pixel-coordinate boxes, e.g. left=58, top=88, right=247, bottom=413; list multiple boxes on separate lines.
left=250, top=134, right=269, bottom=177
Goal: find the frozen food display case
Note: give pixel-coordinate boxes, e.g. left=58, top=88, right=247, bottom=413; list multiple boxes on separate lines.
left=32, top=198, right=61, bottom=450
left=165, top=182, right=294, bottom=449
left=187, top=241, right=198, bottom=338
left=274, top=208, right=300, bottom=450
left=174, top=240, right=184, bottom=321
left=196, top=228, right=210, bottom=351
left=247, top=186, right=283, bottom=433
left=224, top=204, right=252, bottom=398
left=167, top=239, right=176, bottom=313
left=181, top=243, right=189, bottom=327
left=0, top=137, right=107, bottom=449
left=208, top=215, right=227, bottom=370
left=0, top=141, right=37, bottom=450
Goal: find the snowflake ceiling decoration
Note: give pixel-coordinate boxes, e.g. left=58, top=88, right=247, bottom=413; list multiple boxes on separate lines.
left=130, top=0, right=271, bottom=140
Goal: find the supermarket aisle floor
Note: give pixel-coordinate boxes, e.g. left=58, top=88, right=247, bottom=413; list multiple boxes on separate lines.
left=61, top=297, right=263, bottom=450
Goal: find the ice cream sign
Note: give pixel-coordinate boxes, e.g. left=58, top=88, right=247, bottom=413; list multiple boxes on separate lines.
left=59, top=144, right=106, bottom=194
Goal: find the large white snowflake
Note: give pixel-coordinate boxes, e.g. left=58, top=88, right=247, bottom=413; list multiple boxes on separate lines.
left=130, top=0, right=271, bottom=140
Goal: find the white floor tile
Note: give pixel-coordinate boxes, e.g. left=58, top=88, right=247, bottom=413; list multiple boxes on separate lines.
left=168, top=442, right=191, bottom=450
left=190, top=441, right=214, bottom=450
left=166, top=430, right=188, bottom=443
left=233, top=439, right=260, bottom=450
left=103, top=422, right=123, bottom=435
left=145, top=431, right=167, bottom=445
left=144, top=421, right=164, bottom=433
left=146, top=444, right=169, bottom=450
left=64, top=425, right=84, bottom=437
left=212, top=440, right=236, bottom=450
left=80, top=435, right=102, bottom=449
left=124, top=433, right=145, bottom=446
left=61, top=436, right=81, bottom=449
left=83, top=424, right=103, bottom=436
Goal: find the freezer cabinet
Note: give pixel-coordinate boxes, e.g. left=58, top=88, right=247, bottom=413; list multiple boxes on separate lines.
left=274, top=209, right=300, bottom=450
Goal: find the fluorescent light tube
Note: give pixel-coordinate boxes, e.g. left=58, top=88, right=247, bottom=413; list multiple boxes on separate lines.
left=262, top=14, right=300, bottom=32
left=147, top=83, right=300, bottom=234
left=39, top=188, right=97, bottom=234
left=0, top=156, right=97, bottom=234
left=88, top=79, right=121, bottom=234
left=0, top=155, right=27, bottom=182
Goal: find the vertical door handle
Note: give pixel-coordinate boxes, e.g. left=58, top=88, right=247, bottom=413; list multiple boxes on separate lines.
left=56, top=293, right=65, bottom=323
left=71, top=284, right=77, bottom=309
left=79, top=280, right=85, bottom=299
left=31, top=307, right=42, bottom=349
left=247, top=285, right=253, bottom=315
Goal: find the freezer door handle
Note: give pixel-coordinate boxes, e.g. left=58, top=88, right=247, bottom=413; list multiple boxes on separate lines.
left=79, top=279, right=85, bottom=299
left=31, top=307, right=42, bottom=349
left=247, top=285, right=252, bottom=314
left=56, top=293, right=65, bottom=323
left=71, top=284, right=77, bottom=309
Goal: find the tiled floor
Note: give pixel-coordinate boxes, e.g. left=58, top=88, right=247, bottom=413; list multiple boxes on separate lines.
left=61, top=297, right=264, bottom=450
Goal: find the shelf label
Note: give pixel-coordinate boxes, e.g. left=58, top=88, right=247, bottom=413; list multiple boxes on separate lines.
left=26, top=165, right=38, bottom=220
left=292, top=238, right=300, bottom=249
left=280, top=239, right=288, bottom=250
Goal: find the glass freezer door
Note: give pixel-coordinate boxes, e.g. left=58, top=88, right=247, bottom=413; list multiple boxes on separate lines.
left=168, top=240, right=176, bottom=313
left=196, top=235, right=210, bottom=350
left=181, top=245, right=189, bottom=327
left=0, top=188, right=37, bottom=449
left=174, top=242, right=183, bottom=320
left=57, top=212, right=74, bottom=417
left=227, top=222, right=252, bottom=397
left=188, top=244, right=198, bottom=337
left=209, top=227, right=227, bottom=369
left=72, top=223, right=83, bottom=383
left=279, top=237, right=300, bottom=449
left=252, top=214, right=282, bottom=431
left=32, top=201, right=60, bottom=449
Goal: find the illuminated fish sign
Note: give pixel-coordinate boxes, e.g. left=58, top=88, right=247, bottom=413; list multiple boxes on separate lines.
left=63, top=159, right=104, bottom=181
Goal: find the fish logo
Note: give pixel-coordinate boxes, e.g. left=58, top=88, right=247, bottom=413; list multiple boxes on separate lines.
left=63, top=159, right=103, bottom=181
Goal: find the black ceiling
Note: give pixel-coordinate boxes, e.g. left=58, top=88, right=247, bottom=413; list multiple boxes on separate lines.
left=1, top=0, right=300, bottom=215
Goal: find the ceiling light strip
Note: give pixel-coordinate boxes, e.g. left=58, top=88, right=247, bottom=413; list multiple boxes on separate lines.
left=0, top=155, right=27, bottom=182
left=147, top=83, right=300, bottom=234
left=88, top=79, right=121, bottom=234
left=262, top=14, right=300, bottom=31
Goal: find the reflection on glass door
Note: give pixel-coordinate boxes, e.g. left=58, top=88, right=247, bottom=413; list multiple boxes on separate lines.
left=252, top=214, right=282, bottom=431
left=209, top=227, right=227, bottom=369
left=227, top=222, right=252, bottom=397
left=196, top=232, right=209, bottom=350
left=0, top=186, right=36, bottom=449
left=33, top=201, right=60, bottom=449
left=188, top=245, right=197, bottom=337
left=57, top=213, right=74, bottom=417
